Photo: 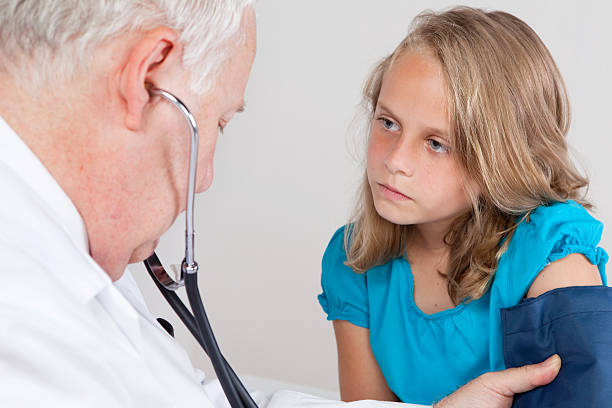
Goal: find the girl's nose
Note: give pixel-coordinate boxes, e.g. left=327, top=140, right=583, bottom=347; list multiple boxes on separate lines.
left=384, top=135, right=415, bottom=177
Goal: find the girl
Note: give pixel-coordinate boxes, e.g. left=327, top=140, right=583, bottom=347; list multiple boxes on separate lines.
left=317, top=6, right=608, bottom=406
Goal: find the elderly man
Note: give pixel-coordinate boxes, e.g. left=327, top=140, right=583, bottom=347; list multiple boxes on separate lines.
left=0, top=1, right=559, bottom=407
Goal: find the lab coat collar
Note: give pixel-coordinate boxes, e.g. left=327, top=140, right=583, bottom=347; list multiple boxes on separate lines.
left=0, top=115, right=111, bottom=303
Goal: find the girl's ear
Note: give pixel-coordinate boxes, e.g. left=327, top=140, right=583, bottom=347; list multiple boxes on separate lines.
left=119, top=27, right=178, bottom=130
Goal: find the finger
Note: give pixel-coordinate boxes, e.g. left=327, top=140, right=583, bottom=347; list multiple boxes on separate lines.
left=488, top=354, right=562, bottom=396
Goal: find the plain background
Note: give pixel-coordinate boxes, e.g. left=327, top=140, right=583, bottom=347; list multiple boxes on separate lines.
left=129, top=0, right=612, bottom=393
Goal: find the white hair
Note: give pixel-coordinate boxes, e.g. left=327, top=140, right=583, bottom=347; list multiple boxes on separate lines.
left=0, top=0, right=254, bottom=95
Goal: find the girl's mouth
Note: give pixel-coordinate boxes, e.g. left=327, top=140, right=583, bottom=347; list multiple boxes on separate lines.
left=379, top=183, right=411, bottom=201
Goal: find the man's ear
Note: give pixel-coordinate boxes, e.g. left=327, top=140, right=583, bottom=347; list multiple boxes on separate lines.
left=120, top=27, right=179, bottom=130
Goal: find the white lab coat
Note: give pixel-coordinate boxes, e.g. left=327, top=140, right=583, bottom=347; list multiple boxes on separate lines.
left=0, top=116, right=429, bottom=408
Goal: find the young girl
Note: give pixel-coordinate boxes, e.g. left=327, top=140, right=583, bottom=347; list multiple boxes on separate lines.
left=318, top=6, right=608, bottom=406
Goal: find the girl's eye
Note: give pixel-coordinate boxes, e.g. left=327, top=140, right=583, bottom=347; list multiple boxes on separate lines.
left=427, top=138, right=449, bottom=153
left=378, top=117, right=400, bottom=132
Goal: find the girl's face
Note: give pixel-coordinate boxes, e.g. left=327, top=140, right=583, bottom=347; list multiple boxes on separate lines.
left=367, top=51, right=475, bottom=232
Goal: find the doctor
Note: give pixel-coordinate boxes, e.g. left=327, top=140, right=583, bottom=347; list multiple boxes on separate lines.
left=0, top=1, right=559, bottom=407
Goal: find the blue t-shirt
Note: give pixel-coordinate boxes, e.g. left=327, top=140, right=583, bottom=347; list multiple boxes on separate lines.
left=318, top=201, right=608, bottom=405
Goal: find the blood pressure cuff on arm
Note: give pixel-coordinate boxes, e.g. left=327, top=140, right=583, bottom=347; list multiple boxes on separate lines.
left=501, top=286, right=612, bottom=407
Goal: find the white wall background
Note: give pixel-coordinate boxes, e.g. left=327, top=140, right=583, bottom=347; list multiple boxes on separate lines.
left=130, top=0, right=612, bottom=393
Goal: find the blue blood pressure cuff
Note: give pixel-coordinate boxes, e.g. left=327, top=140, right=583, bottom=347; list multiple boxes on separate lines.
left=501, top=286, right=612, bottom=407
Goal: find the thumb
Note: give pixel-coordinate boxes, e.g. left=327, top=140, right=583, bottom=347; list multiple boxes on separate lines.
left=493, top=354, right=561, bottom=396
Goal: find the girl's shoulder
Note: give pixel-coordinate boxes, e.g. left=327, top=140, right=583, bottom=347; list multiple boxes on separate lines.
left=520, top=199, right=600, bottom=231
left=318, top=225, right=370, bottom=328
left=323, top=225, right=348, bottom=259
left=320, top=225, right=353, bottom=279
left=512, top=200, right=604, bottom=258
left=492, top=200, right=608, bottom=305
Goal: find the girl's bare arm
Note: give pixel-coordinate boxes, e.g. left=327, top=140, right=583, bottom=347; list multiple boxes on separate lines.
left=333, top=320, right=400, bottom=402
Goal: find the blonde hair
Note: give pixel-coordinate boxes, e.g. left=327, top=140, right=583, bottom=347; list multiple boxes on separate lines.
left=345, top=6, right=590, bottom=304
left=0, top=0, right=254, bottom=95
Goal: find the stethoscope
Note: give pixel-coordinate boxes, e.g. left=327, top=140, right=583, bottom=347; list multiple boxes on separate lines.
left=142, top=87, right=257, bottom=408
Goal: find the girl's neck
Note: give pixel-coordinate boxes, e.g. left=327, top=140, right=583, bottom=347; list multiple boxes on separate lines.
left=406, top=226, right=451, bottom=280
left=410, top=221, right=452, bottom=252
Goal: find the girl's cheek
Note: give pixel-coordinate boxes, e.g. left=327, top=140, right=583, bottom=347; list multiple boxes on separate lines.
left=367, top=136, right=387, bottom=167
left=366, top=144, right=377, bottom=170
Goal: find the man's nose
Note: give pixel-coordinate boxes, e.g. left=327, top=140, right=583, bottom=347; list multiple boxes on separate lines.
left=384, top=134, right=415, bottom=177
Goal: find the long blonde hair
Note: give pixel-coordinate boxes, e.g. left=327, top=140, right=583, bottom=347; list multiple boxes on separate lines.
left=345, top=6, right=590, bottom=304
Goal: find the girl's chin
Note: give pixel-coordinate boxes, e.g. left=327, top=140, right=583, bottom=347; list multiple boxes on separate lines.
left=374, top=201, right=417, bottom=225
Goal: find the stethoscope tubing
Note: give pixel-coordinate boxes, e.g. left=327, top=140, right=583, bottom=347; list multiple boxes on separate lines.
left=143, top=87, right=257, bottom=408
left=144, top=256, right=256, bottom=408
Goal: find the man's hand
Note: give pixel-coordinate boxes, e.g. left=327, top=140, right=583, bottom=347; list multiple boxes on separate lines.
left=434, top=354, right=561, bottom=408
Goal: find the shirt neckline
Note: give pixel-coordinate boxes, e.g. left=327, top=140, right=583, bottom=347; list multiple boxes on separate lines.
left=397, top=257, right=470, bottom=320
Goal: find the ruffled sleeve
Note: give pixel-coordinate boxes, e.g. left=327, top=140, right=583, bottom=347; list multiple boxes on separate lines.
left=494, top=200, right=609, bottom=306
left=317, top=226, right=369, bottom=328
